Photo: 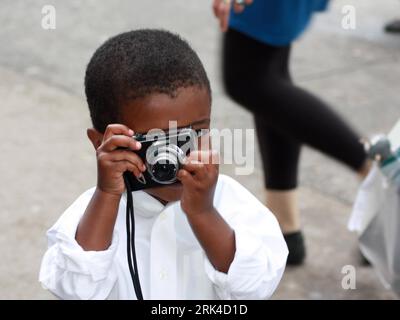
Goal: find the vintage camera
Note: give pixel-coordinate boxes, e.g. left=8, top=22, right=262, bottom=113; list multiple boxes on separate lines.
left=124, top=127, right=198, bottom=191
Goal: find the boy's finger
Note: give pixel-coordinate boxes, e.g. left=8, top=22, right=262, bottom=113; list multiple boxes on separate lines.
left=197, top=130, right=211, bottom=150
left=108, top=150, right=146, bottom=172
left=209, top=150, right=220, bottom=168
left=101, top=135, right=141, bottom=152
left=186, top=150, right=219, bottom=165
left=182, top=161, right=208, bottom=181
left=177, top=169, right=196, bottom=186
left=186, top=151, right=219, bottom=179
left=115, top=160, right=142, bottom=178
left=186, top=150, right=204, bottom=163
left=103, top=124, right=134, bottom=141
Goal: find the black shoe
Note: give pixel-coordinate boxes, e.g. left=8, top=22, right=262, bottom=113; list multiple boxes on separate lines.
left=385, top=20, right=400, bottom=33
left=284, top=231, right=306, bottom=266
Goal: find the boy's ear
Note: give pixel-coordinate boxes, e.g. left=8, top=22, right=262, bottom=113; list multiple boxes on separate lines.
left=87, top=128, right=103, bottom=150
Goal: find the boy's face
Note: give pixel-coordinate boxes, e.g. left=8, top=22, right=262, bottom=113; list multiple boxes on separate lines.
left=120, top=86, right=211, bottom=203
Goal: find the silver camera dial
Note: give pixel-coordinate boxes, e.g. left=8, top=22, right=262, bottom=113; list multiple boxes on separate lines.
left=145, top=141, right=185, bottom=184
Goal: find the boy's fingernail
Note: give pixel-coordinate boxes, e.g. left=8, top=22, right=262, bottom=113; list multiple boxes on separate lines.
left=128, top=129, right=134, bottom=136
left=142, top=164, right=146, bottom=171
left=136, top=142, right=141, bottom=149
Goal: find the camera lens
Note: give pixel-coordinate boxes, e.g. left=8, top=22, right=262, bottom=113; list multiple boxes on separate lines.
left=146, top=142, right=184, bottom=184
left=151, top=160, right=178, bottom=183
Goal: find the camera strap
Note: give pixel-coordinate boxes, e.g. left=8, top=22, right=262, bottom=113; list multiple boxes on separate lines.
left=123, top=173, right=144, bottom=300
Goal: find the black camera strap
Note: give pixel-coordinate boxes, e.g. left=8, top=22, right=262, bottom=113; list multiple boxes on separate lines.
left=123, top=173, right=144, bottom=300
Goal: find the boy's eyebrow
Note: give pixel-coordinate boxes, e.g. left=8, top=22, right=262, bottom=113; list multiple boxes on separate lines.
left=150, top=118, right=210, bottom=133
left=161, top=118, right=210, bottom=131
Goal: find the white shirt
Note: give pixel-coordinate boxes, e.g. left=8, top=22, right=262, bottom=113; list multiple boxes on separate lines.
left=39, top=174, right=288, bottom=300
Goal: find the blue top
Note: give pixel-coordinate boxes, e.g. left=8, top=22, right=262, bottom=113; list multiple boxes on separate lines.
left=229, top=0, right=329, bottom=46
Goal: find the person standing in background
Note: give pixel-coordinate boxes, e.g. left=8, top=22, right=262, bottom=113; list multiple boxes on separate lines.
left=384, top=0, right=400, bottom=33
left=213, top=0, right=371, bottom=265
left=385, top=19, right=400, bottom=33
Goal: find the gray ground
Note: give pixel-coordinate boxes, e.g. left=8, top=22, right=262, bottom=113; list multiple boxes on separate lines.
left=1, top=0, right=399, bottom=299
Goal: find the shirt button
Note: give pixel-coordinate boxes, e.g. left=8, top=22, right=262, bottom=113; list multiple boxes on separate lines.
left=159, top=212, right=167, bottom=220
left=159, top=270, right=167, bottom=280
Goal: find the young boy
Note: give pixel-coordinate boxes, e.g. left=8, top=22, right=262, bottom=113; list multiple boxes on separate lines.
left=39, top=29, right=288, bottom=300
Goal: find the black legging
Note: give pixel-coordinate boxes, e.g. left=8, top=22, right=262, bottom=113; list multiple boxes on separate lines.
left=223, top=29, right=367, bottom=190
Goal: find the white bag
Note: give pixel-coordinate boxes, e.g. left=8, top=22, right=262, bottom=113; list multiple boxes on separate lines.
left=349, top=144, right=400, bottom=294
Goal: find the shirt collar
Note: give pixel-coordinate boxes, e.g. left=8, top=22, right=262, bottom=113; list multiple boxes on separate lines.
left=125, top=190, right=170, bottom=218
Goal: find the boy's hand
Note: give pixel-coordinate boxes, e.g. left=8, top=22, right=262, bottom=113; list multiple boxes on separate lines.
left=177, top=150, right=235, bottom=273
left=96, top=124, right=146, bottom=196
left=177, top=150, right=220, bottom=216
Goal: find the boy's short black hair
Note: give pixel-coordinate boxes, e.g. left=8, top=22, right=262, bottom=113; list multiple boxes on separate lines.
left=84, top=29, right=211, bottom=133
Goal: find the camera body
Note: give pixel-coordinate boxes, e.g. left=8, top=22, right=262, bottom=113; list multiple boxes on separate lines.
left=124, top=128, right=198, bottom=191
